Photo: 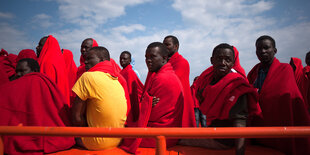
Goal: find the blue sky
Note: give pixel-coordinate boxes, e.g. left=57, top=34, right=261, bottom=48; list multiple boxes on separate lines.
left=1, top=0, right=310, bottom=83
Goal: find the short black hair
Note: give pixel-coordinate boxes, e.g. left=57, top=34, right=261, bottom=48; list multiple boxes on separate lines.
left=89, top=46, right=110, bottom=61
left=164, top=35, right=179, bottom=46
left=121, top=51, right=131, bottom=58
left=18, top=58, right=40, bottom=72
left=212, top=43, right=235, bottom=60
left=147, top=42, right=169, bottom=57
left=306, top=51, right=310, bottom=57
left=256, top=35, right=276, bottom=48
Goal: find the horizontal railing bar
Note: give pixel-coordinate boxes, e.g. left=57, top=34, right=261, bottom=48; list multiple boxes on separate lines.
left=0, top=126, right=310, bottom=138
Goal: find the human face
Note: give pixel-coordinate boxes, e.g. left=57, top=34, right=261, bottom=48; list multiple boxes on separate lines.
left=145, top=47, right=166, bottom=73
left=80, top=39, right=93, bottom=59
left=84, top=50, right=101, bottom=71
left=163, top=37, right=178, bottom=57
left=211, top=48, right=235, bottom=80
left=120, top=53, right=131, bottom=68
left=15, top=61, right=33, bottom=79
left=256, top=39, right=277, bottom=65
left=36, top=37, right=47, bottom=58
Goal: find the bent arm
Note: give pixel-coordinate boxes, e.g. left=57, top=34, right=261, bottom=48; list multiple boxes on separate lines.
left=71, top=96, right=87, bottom=127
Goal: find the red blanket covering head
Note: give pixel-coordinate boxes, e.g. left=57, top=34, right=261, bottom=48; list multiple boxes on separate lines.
left=37, top=35, right=70, bottom=106
left=17, top=49, right=37, bottom=62
left=88, top=60, right=131, bottom=115
left=291, top=57, right=304, bottom=85
left=120, top=64, right=144, bottom=124
left=0, top=53, right=17, bottom=78
left=232, top=46, right=246, bottom=78
left=121, top=63, right=184, bottom=153
left=0, top=48, right=8, bottom=56
left=0, top=72, right=75, bottom=154
left=62, top=49, right=77, bottom=88
left=247, top=57, right=310, bottom=155
left=197, top=71, right=261, bottom=126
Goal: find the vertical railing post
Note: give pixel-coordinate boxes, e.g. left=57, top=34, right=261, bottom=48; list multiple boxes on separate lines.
left=156, top=136, right=166, bottom=155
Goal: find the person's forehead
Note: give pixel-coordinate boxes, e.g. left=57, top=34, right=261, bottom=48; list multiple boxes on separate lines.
left=164, top=37, right=173, bottom=43
left=17, top=61, right=29, bottom=68
left=215, top=48, right=233, bottom=56
left=121, top=53, right=130, bottom=58
left=82, top=39, right=92, bottom=46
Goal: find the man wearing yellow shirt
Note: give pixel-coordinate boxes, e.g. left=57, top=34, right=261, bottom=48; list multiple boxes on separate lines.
left=72, top=46, right=127, bottom=150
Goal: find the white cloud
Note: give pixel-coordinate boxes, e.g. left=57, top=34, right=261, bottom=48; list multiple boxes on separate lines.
left=0, top=23, right=33, bottom=54
left=32, top=13, right=53, bottom=28
left=112, top=24, right=146, bottom=34
left=0, top=12, right=14, bottom=19
left=56, top=0, right=152, bottom=27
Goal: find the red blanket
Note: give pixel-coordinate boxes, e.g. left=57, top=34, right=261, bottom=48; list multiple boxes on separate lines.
left=0, top=62, right=9, bottom=86
left=88, top=60, right=131, bottom=116
left=247, top=58, right=310, bottom=155
left=291, top=57, right=309, bottom=110
left=191, top=81, right=199, bottom=108
left=197, top=70, right=261, bottom=126
left=38, top=35, right=70, bottom=106
left=63, top=49, right=78, bottom=107
left=0, top=72, right=75, bottom=155
left=232, top=46, right=246, bottom=78
left=120, top=64, right=144, bottom=124
left=120, top=63, right=184, bottom=154
left=0, top=54, right=17, bottom=78
left=168, top=52, right=196, bottom=127
left=304, top=66, right=310, bottom=109
left=0, top=48, right=8, bottom=56
left=17, top=49, right=37, bottom=62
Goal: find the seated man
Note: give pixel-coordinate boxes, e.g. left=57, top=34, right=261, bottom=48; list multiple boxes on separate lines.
left=180, top=43, right=262, bottom=155
left=72, top=46, right=127, bottom=150
left=121, top=42, right=184, bottom=154
left=248, top=35, right=310, bottom=155
left=119, top=51, right=144, bottom=124
left=0, top=58, right=75, bottom=154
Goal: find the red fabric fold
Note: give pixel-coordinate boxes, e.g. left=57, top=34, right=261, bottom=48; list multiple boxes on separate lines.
left=88, top=60, right=131, bottom=116
left=63, top=49, right=78, bottom=107
left=247, top=57, right=310, bottom=155
left=0, top=72, right=75, bottom=155
left=0, top=48, right=8, bottom=56
left=168, top=52, right=196, bottom=127
left=120, top=63, right=184, bottom=154
left=291, top=57, right=309, bottom=110
left=232, top=46, right=246, bottom=78
left=304, top=66, right=310, bottom=109
left=120, top=64, right=144, bottom=124
left=197, top=71, right=262, bottom=126
left=17, top=49, right=37, bottom=62
left=38, top=35, right=70, bottom=106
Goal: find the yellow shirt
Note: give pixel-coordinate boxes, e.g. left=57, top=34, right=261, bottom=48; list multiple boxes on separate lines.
left=72, top=71, right=127, bottom=150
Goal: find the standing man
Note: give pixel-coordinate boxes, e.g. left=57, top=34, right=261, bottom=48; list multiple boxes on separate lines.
left=121, top=42, right=184, bottom=154
left=248, top=35, right=310, bottom=155
left=163, top=35, right=196, bottom=127
left=120, top=51, right=144, bottom=124
left=72, top=46, right=127, bottom=150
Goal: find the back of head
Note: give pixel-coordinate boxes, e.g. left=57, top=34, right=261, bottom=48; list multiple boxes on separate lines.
left=256, top=35, right=276, bottom=48
left=18, top=58, right=40, bottom=72
left=89, top=46, right=110, bottom=61
left=147, top=42, right=169, bottom=58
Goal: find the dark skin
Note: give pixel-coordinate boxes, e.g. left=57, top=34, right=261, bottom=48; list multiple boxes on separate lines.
left=289, top=58, right=296, bottom=72
left=163, top=37, right=179, bottom=58
left=119, top=53, right=131, bottom=69
left=36, top=37, right=48, bottom=58
left=256, top=39, right=277, bottom=70
left=306, top=52, right=310, bottom=66
left=72, top=50, right=104, bottom=127
left=80, top=39, right=93, bottom=60
left=145, top=46, right=167, bottom=106
left=197, top=48, right=245, bottom=155
left=15, top=61, right=34, bottom=79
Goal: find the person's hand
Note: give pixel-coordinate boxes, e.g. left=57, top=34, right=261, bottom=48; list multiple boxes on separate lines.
left=152, top=96, right=160, bottom=107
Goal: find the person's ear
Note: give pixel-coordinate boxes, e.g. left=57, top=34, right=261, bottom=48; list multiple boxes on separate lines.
left=175, top=44, right=179, bottom=51
left=210, top=56, right=214, bottom=65
left=274, top=48, right=277, bottom=54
